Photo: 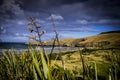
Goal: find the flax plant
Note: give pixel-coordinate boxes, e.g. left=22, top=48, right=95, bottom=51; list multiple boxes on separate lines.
left=27, top=17, right=46, bottom=55
left=48, top=14, right=65, bottom=69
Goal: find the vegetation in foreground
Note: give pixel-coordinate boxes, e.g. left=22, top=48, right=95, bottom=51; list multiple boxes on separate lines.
left=0, top=48, right=120, bottom=80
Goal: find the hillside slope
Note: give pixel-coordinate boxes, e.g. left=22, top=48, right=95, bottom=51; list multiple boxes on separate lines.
left=59, top=31, right=120, bottom=47
left=76, top=33, right=120, bottom=47
left=27, top=31, right=120, bottom=48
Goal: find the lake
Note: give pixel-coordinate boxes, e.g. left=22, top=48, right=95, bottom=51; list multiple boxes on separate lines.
left=0, top=42, right=78, bottom=55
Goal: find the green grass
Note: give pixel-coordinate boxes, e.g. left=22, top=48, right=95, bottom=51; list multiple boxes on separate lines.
left=0, top=48, right=120, bottom=80
left=0, top=48, right=76, bottom=80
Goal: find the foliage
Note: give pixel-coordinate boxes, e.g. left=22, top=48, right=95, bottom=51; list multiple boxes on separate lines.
left=0, top=48, right=75, bottom=80
left=0, top=48, right=120, bottom=80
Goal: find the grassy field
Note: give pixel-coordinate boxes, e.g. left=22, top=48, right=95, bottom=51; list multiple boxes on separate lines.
left=0, top=48, right=120, bottom=80
left=50, top=48, right=120, bottom=79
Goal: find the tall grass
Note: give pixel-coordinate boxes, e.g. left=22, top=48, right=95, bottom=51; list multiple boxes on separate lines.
left=0, top=48, right=75, bottom=80
left=0, top=48, right=120, bottom=80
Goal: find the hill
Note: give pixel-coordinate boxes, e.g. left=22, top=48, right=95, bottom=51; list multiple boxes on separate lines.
left=27, top=31, right=120, bottom=48
left=55, top=31, right=120, bottom=48
left=76, top=32, right=120, bottom=47
left=100, top=30, right=120, bottom=34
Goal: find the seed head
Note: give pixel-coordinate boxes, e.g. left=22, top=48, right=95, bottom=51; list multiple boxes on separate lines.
left=35, top=23, right=41, bottom=28
left=27, top=26, right=34, bottom=32
left=33, top=17, right=37, bottom=23
left=27, top=17, right=37, bottom=25
left=42, top=30, right=46, bottom=34
left=27, top=16, right=33, bottom=25
left=29, top=35, right=36, bottom=40
left=39, top=30, right=46, bottom=36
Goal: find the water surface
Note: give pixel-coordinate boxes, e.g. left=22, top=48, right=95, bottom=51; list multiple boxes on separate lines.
left=0, top=42, right=78, bottom=54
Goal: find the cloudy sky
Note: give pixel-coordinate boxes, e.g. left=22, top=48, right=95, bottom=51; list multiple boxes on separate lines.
left=0, top=0, right=120, bottom=42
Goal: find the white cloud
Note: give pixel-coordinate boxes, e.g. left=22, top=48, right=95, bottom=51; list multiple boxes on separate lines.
left=15, top=33, right=19, bottom=36
left=58, top=26, right=99, bottom=32
left=75, top=19, right=120, bottom=25
left=17, top=21, right=25, bottom=25
left=0, top=26, right=4, bottom=30
left=37, top=19, right=45, bottom=24
left=47, top=14, right=64, bottom=20
left=76, top=20, right=88, bottom=24
left=13, top=36, right=28, bottom=40
left=94, top=19, right=120, bottom=24
left=13, top=33, right=30, bottom=41
left=15, top=33, right=29, bottom=37
left=2, top=29, right=6, bottom=33
left=0, top=26, right=7, bottom=34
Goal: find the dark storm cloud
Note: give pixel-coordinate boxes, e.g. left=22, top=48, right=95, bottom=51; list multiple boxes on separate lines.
left=86, top=0, right=120, bottom=19
left=53, top=0, right=120, bottom=26
left=0, top=0, right=88, bottom=23
left=0, top=0, right=120, bottom=23
left=0, top=0, right=3, bottom=5
left=0, top=0, right=24, bottom=23
left=90, top=0, right=120, bottom=26
left=0, top=0, right=120, bottom=42
left=21, top=0, right=88, bottom=10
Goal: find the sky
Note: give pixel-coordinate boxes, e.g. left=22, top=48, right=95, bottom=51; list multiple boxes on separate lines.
left=0, top=0, right=120, bottom=42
